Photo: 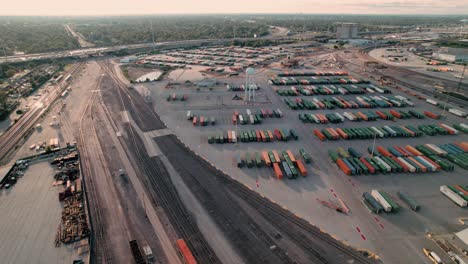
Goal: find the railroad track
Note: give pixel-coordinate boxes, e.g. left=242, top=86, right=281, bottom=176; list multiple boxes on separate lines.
left=355, top=48, right=467, bottom=108
left=0, top=62, right=86, bottom=163
left=161, top=135, right=375, bottom=264
left=97, top=60, right=220, bottom=264
left=78, top=75, right=115, bottom=264
left=99, top=59, right=378, bottom=263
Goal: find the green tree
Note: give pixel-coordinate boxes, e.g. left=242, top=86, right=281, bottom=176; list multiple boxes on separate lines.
left=5, top=69, right=16, bottom=78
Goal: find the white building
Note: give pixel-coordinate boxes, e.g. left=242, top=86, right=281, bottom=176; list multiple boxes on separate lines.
left=336, top=23, right=358, bottom=39
left=432, top=47, right=468, bottom=63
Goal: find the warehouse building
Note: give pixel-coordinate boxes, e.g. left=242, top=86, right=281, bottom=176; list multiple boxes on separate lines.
left=335, top=23, right=358, bottom=39
left=432, top=47, right=468, bottom=63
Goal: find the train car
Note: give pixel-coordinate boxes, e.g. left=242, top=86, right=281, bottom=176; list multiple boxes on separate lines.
left=176, top=239, right=197, bottom=264
left=129, top=240, right=146, bottom=264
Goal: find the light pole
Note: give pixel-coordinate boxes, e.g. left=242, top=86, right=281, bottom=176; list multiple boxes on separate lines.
left=371, top=132, right=377, bottom=157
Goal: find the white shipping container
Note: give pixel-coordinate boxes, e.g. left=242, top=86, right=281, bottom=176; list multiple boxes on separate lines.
left=397, top=157, right=416, bottom=173
left=335, top=113, right=345, bottom=122
left=186, top=110, right=192, bottom=120
left=425, top=144, right=447, bottom=157
left=232, top=131, right=237, bottom=143
left=249, top=115, right=255, bottom=124
left=461, top=123, right=468, bottom=130
left=343, top=112, right=355, bottom=121
left=276, top=109, right=283, bottom=117
left=143, top=245, right=154, bottom=260
left=429, top=252, right=442, bottom=264
left=440, top=185, right=467, bottom=207
left=375, top=156, right=391, bottom=173
left=366, top=87, right=375, bottom=93
left=415, top=156, right=436, bottom=172
left=239, top=115, right=244, bottom=124
left=420, top=156, right=440, bottom=171
left=449, top=108, right=467, bottom=117
left=246, top=109, right=251, bottom=116
left=426, top=99, right=439, bottom=106
left=370, top=126, right=384, bottom=138
left=371, top=190, right=392, bottom=212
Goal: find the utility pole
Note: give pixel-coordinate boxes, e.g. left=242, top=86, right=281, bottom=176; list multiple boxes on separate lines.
left=456, top=63, right=466, bottom=93
left=371, top=132, right=377, bottom=157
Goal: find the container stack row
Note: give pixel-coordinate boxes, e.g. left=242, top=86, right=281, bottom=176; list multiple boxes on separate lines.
left=313, top=123, right=461, bottom=141
left=208, top=129, right=299, bottom=144
left=330, top=142, right=467, bottom=176
left=299, top=109, right=424, bottom=124
left=275, top=83, right=389, bottom=96
left=232, top=108, right=283, bottom=125
left=283, top=95, right=410, bottom=110
left=237, top=149, right=311, bottom=179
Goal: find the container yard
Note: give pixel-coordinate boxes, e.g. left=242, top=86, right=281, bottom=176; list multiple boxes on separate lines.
left=146, top=56, right=468, bottom=264
left=2, top=38, right=466, bottom=264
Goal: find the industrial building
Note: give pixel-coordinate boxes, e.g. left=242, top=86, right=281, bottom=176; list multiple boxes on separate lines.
left=432, top=47, right=468, bottom=63
left=335, top=23, right=358, bottom=39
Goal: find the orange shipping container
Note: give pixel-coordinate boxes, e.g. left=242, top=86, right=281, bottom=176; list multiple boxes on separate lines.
left=262, top=151, right=271, bottom=167
left=456, top=142, right=468, bottom=151
left=336, top=158, right=351, bottom=175
left=256, top=130, right=262, bottom=142
left=420, top=156, right=441, bottom=171
left=273, top=163, right=283, bottom=179
left=336, top=128, right=348, bottom=139
left=407, top=156, right=427, bottom=172
left=272, top=151, right=281, bottom=163
left=176, top=239, right=197, bottom=264
left=267, top=130, right=274, bottom=142
left=295, top=160, right=307, bottom=176
left=405, top=145, right=423, bottom=156
left=260, top=131, right=266, bottom=142
left=286, top=150, right=296, bottom=163
left=454, top=185, right=468, bottom=196
left=377, top=146, right=392, bottom=157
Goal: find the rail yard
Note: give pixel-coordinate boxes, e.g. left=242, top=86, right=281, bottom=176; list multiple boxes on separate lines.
left=0, top=36, right=467, bottom=264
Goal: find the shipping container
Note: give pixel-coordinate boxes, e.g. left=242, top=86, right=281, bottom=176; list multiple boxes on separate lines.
left=273, top=162, right=283, bottom=179
left=295, top=160, right=307, bottom=176
left=371, top=190, right=392, bottom=212
left=440, top=185, right=467, bottom=207
left=397, top=191, right=420, bottom=211
left=176, top=239, right=197, bottom=264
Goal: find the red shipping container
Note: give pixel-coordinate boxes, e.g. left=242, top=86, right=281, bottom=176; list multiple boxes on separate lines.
left=295, top=160, right=307, bottom=176
left=359, top=157, right=375, bottom=174
left=336, top=158, right=351, bottom=175
left=273, top=163, right=283, bottom=179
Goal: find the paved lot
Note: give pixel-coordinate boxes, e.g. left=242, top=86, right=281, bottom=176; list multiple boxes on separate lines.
left=368, top=48, right=467, bottom=85
left=143, top=64, right=468, bottom=264
left=0, top=161, right=88, bottom=264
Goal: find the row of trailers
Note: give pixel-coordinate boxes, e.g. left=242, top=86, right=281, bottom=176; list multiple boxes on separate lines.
left=208, top=128, right=299, bottom=144
left=129, top=239, right=197, bottom=264
left=362, top=190, right=420, bottom=214
left=238, top=149, right=311, bottom=179
left=283, top=94, right=410, bottom=111
left=329, top=143, right=465, bottom=176
left=313, top=122, right=462, bottom=141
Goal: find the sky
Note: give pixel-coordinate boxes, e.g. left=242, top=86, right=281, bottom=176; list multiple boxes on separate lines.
left=1, top=0, right=467, bottom=16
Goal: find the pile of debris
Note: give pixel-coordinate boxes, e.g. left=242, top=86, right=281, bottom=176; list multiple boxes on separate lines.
left=56, top=180, right=89, bottom=246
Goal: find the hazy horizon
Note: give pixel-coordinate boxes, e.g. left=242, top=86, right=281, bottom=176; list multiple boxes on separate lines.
left=1, top=0, right=467, bottom=16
